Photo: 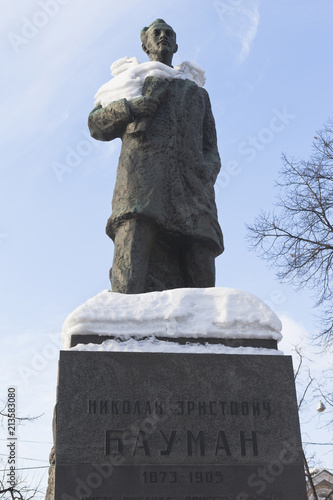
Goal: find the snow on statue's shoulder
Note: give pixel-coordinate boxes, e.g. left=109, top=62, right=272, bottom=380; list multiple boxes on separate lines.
left=110, top=56, right=140, bottom=76
left=175, top=61, right=206, bottom=87
left=93, top=57, right=206, bottom=108
left=62, top=287, right=283, bottom=351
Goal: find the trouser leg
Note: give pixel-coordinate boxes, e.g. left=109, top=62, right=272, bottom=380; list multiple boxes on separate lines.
left=111, top=218, right=156, bottom=294
left=183, top=241, right=216, bottom=288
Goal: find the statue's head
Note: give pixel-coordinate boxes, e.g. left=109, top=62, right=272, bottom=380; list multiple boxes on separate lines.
left=140, top=19, right=178, bottom=67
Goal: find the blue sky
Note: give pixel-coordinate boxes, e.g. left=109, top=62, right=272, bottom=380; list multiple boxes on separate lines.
left=1, top=0, right=333, bottom=495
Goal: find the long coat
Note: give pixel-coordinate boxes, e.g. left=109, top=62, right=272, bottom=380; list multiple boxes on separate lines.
left=88, top=76, right=224, bottom=256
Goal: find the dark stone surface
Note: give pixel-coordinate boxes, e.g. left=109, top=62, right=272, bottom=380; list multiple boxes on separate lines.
left=54, top=352, right=307, bottom=499
left=57, top=464, right=305, bottom=500
left=69, top=333, right=278, bottom=350
left=88, top=19, right=224, bottom=293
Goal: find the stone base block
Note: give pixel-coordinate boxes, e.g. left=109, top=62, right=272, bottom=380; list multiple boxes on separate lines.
left=54, top=352, right=307, bottom=500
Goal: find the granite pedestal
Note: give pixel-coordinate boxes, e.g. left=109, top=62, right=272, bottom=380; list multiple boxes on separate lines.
left=54, top=351, right=307, bottom=500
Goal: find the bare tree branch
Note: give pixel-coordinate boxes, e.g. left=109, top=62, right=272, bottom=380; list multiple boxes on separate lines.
left=0, top=464, right=42, bottom=500
left=0, top=407, right=44, bottom=499
left=247, top=118, right=333, bottom=346
left=304, top=450, right=319, bottom=500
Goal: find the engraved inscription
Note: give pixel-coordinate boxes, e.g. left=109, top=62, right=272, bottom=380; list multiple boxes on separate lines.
left=87, top=400, right=271, bottom=417
left=142, top=470, right=224, bottom=484
left=105, top=430, right=259, bottom=457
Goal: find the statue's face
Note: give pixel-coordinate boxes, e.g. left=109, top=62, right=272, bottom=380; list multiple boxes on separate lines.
left=144, top=23, right=177, bottom=64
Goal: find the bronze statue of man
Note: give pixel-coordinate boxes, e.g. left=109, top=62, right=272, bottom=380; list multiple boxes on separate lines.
left=88, top=19, right=224, bottom=294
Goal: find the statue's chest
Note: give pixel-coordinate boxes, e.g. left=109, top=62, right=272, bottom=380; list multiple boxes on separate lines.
left=162, top=79, right=205, bottom=125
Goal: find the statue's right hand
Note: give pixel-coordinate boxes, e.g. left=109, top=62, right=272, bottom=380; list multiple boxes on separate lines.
left=129, top=96, right=159, bottom=119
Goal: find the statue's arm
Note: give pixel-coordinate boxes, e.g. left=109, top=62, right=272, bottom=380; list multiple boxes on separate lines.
left=202, top=90, right=221, bottom=183
left=88, top=98, right=132, bottom=141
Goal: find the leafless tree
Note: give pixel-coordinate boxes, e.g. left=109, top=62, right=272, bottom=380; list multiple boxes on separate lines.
left=247, top=118, right=333, bottom=346
left=293, top=346, right=331, bottom=500
left=0, top=403, right=44, bottom=499
left=0, top=468, right=41, bottom=500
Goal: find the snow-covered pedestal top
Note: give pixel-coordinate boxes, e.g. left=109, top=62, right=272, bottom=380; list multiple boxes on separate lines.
left=62, top=288, right=282, bottom=353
